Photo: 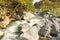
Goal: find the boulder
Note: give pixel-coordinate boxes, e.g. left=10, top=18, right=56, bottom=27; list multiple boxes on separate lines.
left=19, top=23, right=32, bottom=32
left=52, top=18, right=60, bottom=32
left=20, top=26, right=39, bottom=40
left=0, top=31, right=4, bottom=38
left=38, top=19, right=52, bottom=37
left=50, top=25, right=58, bottom=37
left=1, top=21, right=21, bottom=40
left=0, top=16, right=10, bottom=28
left=23, top=12, right=35, bottom=20
left=48, top=37, right=60, bottom=40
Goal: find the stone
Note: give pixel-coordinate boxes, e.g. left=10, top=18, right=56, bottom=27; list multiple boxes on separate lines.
left=56, top=18, right=60, bottom=22
left=38, top=19, right=52, bottom=37
left=20, top=26, right=40, bottom=40
left=23, top=11, right=35, bottom=20
left=28, top=18, right=40, bottom=26
left=0, top=16, right=10, bottom=28
left=0, top=31, right=4, bottom=38
left=20, top=37, right=28, bottom=40
left=50, top=25, right=58, bottom=37
left=1, top=11, right=60, bottom=40
left=52, top=18, right=60, bottom=32
left=19, top=23, right=32, bottom=32
left=1, top=21, right=21, bottom=40
left=48, top=37, right=60, bottom=40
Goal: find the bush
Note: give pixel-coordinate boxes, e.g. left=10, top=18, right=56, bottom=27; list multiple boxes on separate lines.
left=0, top=0, right=35, bottom=12
left=34, top=0, right=60, bottom=17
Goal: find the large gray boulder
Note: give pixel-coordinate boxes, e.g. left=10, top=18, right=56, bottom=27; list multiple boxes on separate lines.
left=48, top=37, right=60, bottom=40
left=38, top=19, right=52, bottom=37
left=20, top=26, right=40, bottom=40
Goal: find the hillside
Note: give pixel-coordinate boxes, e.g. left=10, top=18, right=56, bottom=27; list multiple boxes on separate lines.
left=0, top=0, right=60, bottom=40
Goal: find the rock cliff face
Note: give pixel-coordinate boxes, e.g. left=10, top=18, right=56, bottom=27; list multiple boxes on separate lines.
left=0, top=11, right=60, bottom=40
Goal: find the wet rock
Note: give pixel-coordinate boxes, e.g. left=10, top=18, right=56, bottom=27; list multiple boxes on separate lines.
left=0, top=12, right=60, bottom=40
left=50, top=25, right=58, bottom=37
left=38, top=19, right=52, bottom=37
left=1, top=21, right=21, bottom=40
left=52, top=18, right=60, bottom=32
left=28, top=18, right=40, bottom=26
left=48, top=37, right=60, bottom=40
left=56, top=18, right=60, bottom=22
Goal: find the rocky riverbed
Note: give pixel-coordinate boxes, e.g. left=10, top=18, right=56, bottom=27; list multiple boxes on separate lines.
left=0, top=11, right=60, bottom=40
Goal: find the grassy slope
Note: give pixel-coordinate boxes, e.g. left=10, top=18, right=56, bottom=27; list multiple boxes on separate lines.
left=0, top=0, right=35, bottom=12
left=0, top=0, right=60, bottom=17
left=34, top=0, right=60, bottom=17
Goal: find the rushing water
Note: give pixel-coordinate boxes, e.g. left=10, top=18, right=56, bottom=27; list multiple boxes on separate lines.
left=1, top=21, right=21, bottom=40
left=33, top=0, right=41, bottom=5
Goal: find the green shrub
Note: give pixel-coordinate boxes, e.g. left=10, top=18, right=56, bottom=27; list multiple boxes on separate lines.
left=0, top=0, right=35, bottom=12
left=34, top=0, right=60, bottom=17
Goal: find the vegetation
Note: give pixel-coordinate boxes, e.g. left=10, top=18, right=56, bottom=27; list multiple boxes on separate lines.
left=0, top=0, right=35, bottom=28
left=0, top=0, right=60, bottom=28
left=34, top=0, right=60, bottom=17
left=0, top=0, right=35, bottom=12
left=16, top=0, right=35, bottom=11
left=0, top=0, right=60, bottom=18
left=0, top=0, right=35, bottom=21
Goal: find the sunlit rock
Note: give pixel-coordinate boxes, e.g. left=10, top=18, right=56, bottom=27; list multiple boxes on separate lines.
left=19, top=23, right=32, bottom=32
left=23, top=12, right=35, bottom=20
left=0, top=16, right=10, bottom=28
left=0, top=31, right=4, bottom=38
left=20, top=26, right=39, bottom=40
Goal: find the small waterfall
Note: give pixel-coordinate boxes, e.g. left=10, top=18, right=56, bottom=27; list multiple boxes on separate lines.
left=33, top=0, right=41, bottom=5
